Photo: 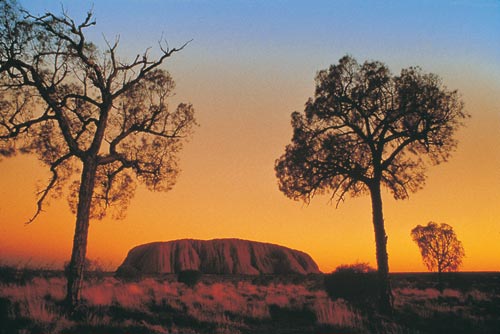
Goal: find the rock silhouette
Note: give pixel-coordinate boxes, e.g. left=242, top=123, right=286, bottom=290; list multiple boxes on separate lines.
left=118, top=239, right=321, bottom=275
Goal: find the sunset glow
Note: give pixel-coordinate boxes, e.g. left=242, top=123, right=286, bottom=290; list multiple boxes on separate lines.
left=1, top=0, right=499, bottom=274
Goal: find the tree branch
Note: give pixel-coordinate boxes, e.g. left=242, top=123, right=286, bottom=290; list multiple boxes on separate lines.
left=26, top=152, right=73, bottom=224
left=111, top=39, right=192, bottom=99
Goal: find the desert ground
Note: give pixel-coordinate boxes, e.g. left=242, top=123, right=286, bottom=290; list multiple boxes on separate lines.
left=1, top=266, right=499, bottom=334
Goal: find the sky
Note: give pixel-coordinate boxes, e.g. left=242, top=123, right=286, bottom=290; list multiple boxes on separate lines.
left=1, top=0, right=499, bottom=273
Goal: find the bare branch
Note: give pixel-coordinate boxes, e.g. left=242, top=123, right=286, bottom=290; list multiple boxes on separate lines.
left=26, top=152, right=73, bottom=224
left=112, top=39, right=192, bottom=99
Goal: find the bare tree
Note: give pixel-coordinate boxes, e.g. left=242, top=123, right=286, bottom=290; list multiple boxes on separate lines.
left=411, top=222, right=465, bottom=288
left=275, top=55, right=467, bottom=313
left=0, top=0, right=196, bottom=309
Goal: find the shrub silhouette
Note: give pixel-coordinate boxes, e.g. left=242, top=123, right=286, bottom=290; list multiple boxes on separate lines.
left=64, top=259, right=105, bottom=281
left=0, top=266, right=20, bottom=284
left=115, top=265, right=142, bottom=281
left=269, top=304, right=317, bottom=325
left=324, top=263, right=378, bottom=306
left=177, top=270, right=202, bottom=287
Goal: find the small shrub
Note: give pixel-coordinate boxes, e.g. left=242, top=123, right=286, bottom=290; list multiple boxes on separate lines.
left=269, top=304, right=317, bottom=325
left=64, top=258, right=105, bottom=281
left=0, top=265, right=43, bottom=285
left=324, top=263, right=378, bottom=306
left=0, top=266, right=18, bottom=284
left=251, top=274, right=274, bottom=286
left=177, top=270, right=202, bottom=288
left=115, top=265, right=142, bottom=281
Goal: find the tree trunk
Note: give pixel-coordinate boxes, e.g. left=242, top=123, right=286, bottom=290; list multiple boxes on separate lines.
left=65, top=159, right=98, bottom=310
left=369, top=181, right=393, bottom=314
left=437, top=269, right=444, bottom=293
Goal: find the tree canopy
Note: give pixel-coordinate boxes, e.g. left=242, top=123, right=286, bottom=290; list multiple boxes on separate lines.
left=276, top=55, right=467, bottom=204
left=0, top=0, right=195, bottom=221
left=411, top=222, right=465, bottom=274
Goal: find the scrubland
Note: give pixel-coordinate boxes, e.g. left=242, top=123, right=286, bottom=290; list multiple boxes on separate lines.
left=0, top=268, right=499, bottom=334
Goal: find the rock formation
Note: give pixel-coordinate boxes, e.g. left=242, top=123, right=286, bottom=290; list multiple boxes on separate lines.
left=117, top=238, right=321, bottom=275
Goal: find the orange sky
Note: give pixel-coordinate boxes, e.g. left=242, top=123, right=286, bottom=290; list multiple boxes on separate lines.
left=1, top=0, right=499, bottom=273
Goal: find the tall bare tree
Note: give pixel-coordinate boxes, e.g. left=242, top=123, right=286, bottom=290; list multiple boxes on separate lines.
left=411, top=222, right=465, bottom=288
left=0, top=0, right=196, bottom=309
left=275, top=55, right=467, bottom=313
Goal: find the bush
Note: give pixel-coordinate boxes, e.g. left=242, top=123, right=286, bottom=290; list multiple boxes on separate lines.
left=324, top=263, right=378, bottom=306
left=115, top=264, right=142, bottom=281
left=177, top=270, right=202, bottom=287
left=269, top=304, right=317, bottom=325
left=0, top=266, right=18, bottom=284
left=0, top=265, right=51, bottom=284
left=64, top=258, right=106, bottom=282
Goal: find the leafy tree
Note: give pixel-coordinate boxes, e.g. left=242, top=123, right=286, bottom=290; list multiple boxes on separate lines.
left=0, top=0, right=196, bottom=309
left=275, top=55, right=467, bottom=313
left=411, top=222, right=465, bottom=287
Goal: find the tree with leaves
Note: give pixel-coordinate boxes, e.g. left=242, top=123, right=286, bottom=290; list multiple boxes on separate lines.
left=275, top=55, right=467, bottom=313
left=411, top=222, right=465, bottom=287
left=0, top=0, right=196, bottom=309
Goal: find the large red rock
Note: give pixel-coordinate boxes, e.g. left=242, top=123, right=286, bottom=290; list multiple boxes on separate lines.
left=117, top=238, right=321, bottom=275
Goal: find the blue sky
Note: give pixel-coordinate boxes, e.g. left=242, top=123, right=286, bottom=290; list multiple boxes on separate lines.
left=20, top=0, right=499, bottom=67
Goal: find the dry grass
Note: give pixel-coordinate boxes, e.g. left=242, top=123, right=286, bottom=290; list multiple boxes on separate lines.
left=0, top=277, right=73, bottom=332
left=1, top=271, right=499, bottom=333
left=0, top=274, right=365, bottom=333
left=313, top=292, right=364, bottom=327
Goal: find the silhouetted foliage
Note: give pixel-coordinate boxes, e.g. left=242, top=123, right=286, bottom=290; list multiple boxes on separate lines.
left=411, top=222, right=465, bottom=289
left=334, top=262, right=375, bottom=274
left=0, top=266, right=18, bottom=284
left=0, top=0, right=196, bottom=309
left=0, top=265, right=61, bottom=284
left=275, top=55, right=468, bottom=313
left=177, top=270, right=202, bottom=287
left=64, top=258, right=105, bottom=281
left=269, top=304, right=317, bottom=326
left=115, top=264, right=142, bottom=281
left=324, top=263, right=378, bottom=307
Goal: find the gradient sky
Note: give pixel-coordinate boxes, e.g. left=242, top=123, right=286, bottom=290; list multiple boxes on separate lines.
left=1, top=0, right=499, bottom=273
